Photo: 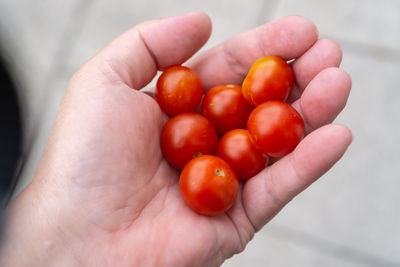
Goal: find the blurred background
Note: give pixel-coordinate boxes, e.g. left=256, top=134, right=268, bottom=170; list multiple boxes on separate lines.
left=0, top=0, right=399, bottom=266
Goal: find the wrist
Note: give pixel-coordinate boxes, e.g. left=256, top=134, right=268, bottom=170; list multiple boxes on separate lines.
left=0, top=182, right=78, bottom=267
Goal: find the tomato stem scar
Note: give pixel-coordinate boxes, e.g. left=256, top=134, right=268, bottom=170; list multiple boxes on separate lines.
left=194, top=152, right=202, bottom=158
left=215, top=169, right=225, bottom=176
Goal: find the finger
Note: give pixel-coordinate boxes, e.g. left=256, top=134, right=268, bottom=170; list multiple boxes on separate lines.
left=79, top=12, right=211, bottom=89
left=287, top=38, right=343, bottom=103
left=189, top=16, right=318, bottom=90
left=291, top=67, right=352, bottom=134
left=242, top=124, right=352, bottom=231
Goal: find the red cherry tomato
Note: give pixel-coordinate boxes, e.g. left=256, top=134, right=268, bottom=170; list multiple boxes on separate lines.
left=179, top=155, right=239, bottom=216
left=156, top=66, right=203, bottom=116
left=247, top=101, right=304, bottom=157
left=160, top=113, right=218, bottom=170
left=201, top=84, right=253, bottom=135
left=217, top=129, right=267, bottom=180
left=242, top=56, right=293, bottom=106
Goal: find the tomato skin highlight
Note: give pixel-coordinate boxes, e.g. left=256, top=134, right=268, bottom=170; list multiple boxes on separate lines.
left=247, top=101, right=304, bottom=157
left=156, top=66, right=203, bottom=116
left=242, top=56, right=293, bottom=106
left=179, top=155, right=239, bottom=216
left=201, top=84, right=253, bottom=135
left=217, top=129, right=267, bottom=180
left=160, top=113, right=218, bottom=170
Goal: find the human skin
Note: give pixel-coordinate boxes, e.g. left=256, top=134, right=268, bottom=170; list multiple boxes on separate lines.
left=0, top=12, right=352, bottom=267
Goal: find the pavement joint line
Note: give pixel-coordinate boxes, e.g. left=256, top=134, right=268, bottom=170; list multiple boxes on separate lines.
left=267, top=223, right=400, bottom=267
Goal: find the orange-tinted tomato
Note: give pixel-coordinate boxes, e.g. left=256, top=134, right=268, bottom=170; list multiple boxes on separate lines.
left=217, top=129, right=267, bottom=180
left=247, top=101, right=304, bottom=157
left=201, top=84, right=253, bottom=135
left=156, top=66, right=203, bottom=116
left=160, top=113, right=218, bottom=170
left=242, top=56, right=293, bottom=106
left=179, top=155, right=238, bottom=216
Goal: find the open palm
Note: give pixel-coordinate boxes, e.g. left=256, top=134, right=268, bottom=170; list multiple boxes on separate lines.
left=4, top=13, right=352, bottom=267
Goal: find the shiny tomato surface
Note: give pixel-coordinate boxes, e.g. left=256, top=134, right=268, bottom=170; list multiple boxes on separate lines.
left=160, top=113, right=218, bottom=170
left=217, top=129, right=267, bottom=179
left=247, top=101, right=304, bottom=157
left=201, top=84, right=253, bottom=135
left=179, top=155, right=239, bottom=216
left=156, top=66, right=203, bottom=116
left=242, top=56, right=293, bottom=106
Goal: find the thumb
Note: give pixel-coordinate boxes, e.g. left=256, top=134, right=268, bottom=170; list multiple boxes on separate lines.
left=81, top=12, right=212, bottom=89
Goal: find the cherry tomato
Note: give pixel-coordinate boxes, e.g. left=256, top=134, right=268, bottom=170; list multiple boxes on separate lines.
left=156, top=66, right=203, bottom=116
left=160, top=113, right=218, bottom=170
left=247, top=101, right=304, bottom=157
left=242, top=56, right=293, bottom=106
left=201, top=84, right=253, bottom=135
left=179, top=155, right=239, bottom=216
left=217, top=129, right=267, bottom=180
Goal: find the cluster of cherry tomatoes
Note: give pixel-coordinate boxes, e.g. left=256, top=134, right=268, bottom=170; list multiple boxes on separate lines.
left=156, top=56, right=304, bottom=216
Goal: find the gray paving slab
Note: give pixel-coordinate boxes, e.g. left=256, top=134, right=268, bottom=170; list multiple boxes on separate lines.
left=235, top=1, right=400, bottom=264
left=223, top=223, right=372, bottom=267
left=271, top=0, right=400, bottom=51
left=64, top=0, right=271, bottom=73
left=252, top=40, right=400, bottom=263
left=0, top=0, right=95, bottom=196
left=236, top=1, right=400, bottom=264
left=0, top=0, right=84, bottom=139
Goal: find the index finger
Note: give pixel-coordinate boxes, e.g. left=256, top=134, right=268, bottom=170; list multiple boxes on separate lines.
left=189, top=16, right=318, bottom=90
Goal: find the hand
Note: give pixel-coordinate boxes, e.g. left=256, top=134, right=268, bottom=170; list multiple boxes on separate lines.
left=0, top=12, right=352, bottom=267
